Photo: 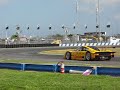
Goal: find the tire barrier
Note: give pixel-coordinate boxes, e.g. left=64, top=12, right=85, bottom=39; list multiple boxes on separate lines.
left=0, top=63, right=120, bottom=76
left=59, top=42, right=120, bottom=47
left=0, top=44, right=59, bottom=48
left=57, top=61, right=65, bottom=74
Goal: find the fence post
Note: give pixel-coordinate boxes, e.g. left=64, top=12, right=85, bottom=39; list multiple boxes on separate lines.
left=94, top=66, right=98, bottom=75
left=21, top=63, right=26, bottom=71
left=53, top=64, right=57, bottom=72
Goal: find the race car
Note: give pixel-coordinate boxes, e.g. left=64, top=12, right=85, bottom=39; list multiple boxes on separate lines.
left=64, top=46, right=115, bottom=61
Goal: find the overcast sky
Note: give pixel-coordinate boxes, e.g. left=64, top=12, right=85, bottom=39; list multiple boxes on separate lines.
left=0, top=0, right=120, bottom=38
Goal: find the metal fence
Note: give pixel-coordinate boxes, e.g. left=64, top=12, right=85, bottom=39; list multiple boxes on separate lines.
left=0, top=44, right=59, bottom=48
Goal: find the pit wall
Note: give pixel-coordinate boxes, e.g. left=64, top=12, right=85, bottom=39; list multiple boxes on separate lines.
left=59, top=42, right=120, bottom=47
left=0, top=63, right=120, bottom=76
left=0, top=42, right=119, bottom=48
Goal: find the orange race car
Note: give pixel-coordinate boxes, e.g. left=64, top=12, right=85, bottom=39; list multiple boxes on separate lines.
left=64, top=46, right=115, bottom=61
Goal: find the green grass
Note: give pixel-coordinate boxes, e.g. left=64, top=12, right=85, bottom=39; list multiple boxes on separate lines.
left=0, top=69, right=120, bottom=90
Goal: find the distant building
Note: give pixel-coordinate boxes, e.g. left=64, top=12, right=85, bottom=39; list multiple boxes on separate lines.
left=108, top=37, right=120, bottom=43
left=84, top=32, right=106, bottom=36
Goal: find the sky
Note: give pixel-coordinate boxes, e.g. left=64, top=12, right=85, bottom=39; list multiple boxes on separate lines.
left=0, top=0, right=120, bottom=38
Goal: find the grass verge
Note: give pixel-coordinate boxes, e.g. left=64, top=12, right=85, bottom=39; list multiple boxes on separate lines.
left=0, top=69, right=120, bottom=90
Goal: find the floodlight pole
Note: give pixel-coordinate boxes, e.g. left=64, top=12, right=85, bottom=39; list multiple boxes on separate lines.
left=27, top=25, right=30, bottom=44
left=5, top=28, right=8, bottom=44
left=96, top=0, right=101, bottom=42
left=64, top=27, right=69, bottom=41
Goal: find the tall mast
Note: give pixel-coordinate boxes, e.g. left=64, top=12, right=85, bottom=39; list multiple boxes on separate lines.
left=96, top=0, right=101, bottom=42
left=96, top=0, right=100, bottom=33
left=76, top=0, right=79, bottom=14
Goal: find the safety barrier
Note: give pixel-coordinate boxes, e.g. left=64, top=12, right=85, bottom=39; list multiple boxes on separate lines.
left=0, top=44, right=59, bottom=48
left=0, top=63, right=120, bottom=76
left=59, top=42, right=120, bottom=47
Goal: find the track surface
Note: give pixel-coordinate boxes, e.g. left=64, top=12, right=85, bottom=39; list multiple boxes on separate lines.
left=0, top=47, right=120, bottom=67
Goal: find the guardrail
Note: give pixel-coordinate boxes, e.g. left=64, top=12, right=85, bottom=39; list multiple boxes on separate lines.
left=59, top=42, right=120, bottom=47
left=0, top=63, right=120, bottom=76
left=0, top=44, right=59, bottom=48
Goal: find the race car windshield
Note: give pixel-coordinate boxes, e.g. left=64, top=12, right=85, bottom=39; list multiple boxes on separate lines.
left=88, top=46, right=100, bottom=51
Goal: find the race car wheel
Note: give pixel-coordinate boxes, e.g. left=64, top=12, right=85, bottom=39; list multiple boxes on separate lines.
left=85, top=52, right=91, bottom=61
left=65, top=52, right=71, bottom=60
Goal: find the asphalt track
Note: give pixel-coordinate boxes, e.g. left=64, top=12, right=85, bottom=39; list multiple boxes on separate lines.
left=0, top=47, right=120, bottom=67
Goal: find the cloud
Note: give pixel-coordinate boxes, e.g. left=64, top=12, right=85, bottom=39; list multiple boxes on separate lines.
left=0, top=0, right=8, bottom=3
left=79, top=0, right=120, bottom=6
left=0, top=0, right=9, bottom=6
left=103, top=0, right=120, bottom=5
left=79, top=7, right=94, bottom=14
left=76, top=0, right=119, bottom=13
left=76, top=0, right=98, bottom=14
left=114, top=14, right=120, bottom=20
